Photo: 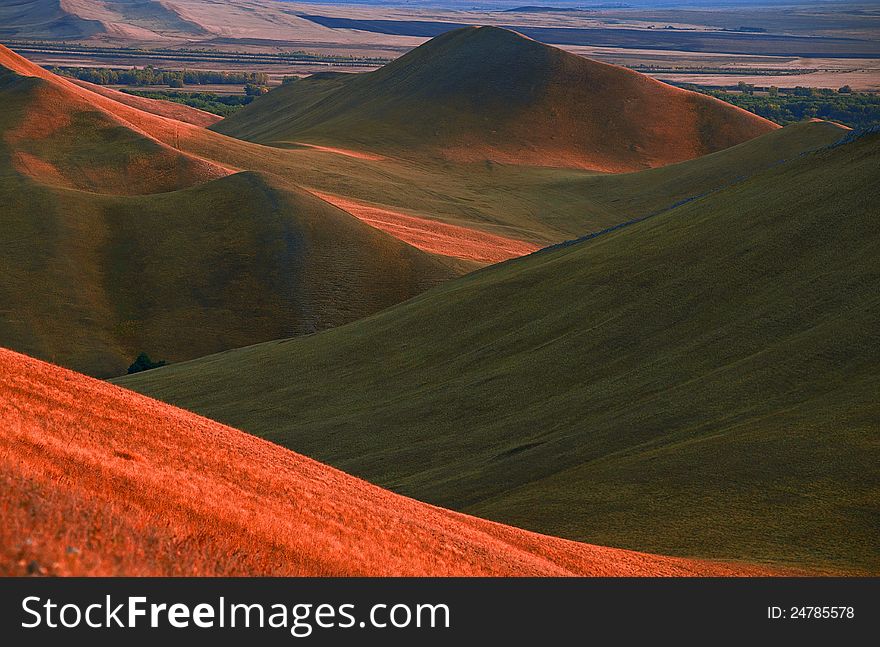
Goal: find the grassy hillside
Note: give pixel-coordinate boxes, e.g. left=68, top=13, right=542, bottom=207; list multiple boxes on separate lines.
left=215, top=26, right=777, bottom=172
left=1, top=44, right=837, bottom=248
left=121, top=130, right=880, bottom=574
left=0, top=44, right=849, bottom=379
left=0, top=166, right=461, bottom=377
left=197, top=111, right=844, bottom=246
left=4, top=347, right=786, bottom=576
left=0, top=54, right=465, bottom=377
left=0, top=66, right=226, bottom=195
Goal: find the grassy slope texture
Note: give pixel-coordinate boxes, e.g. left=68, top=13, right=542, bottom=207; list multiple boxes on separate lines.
left=0, top=348, right=784, bottom=577
left=0, top=45, right=461, bottom=377
left=122, top=129, right=880, bottom=574
left=215, top=26, right=777, bottom=172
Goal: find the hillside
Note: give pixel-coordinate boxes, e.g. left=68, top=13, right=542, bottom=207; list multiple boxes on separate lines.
left=0, top=0, right=207, bottom=41
left=0, top=0, right=411, bottom=46
left=0, top=69, right=226, bottom=195
left=215, top=26, right=778, bottom=172
left=0, top=46, right=465, bottom=377
left=121, top=129, right=880, bottom=574
left=0, top=1, right=103, bottom=40
left=0, top=44, right=832, bottom=247
left=0, top=44, right=230, bottom=193
left=70, top=80, right=223, bottom=128
left=197, top=111, right=845, bottom=247
left=0, top=348, right=782, bottom=576
left=0, top=44, right=849, bottom=379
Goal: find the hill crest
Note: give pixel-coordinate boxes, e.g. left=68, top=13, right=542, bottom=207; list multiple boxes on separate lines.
left=0, top=44, right=230, bottom=193
left=120, top=131, right=880, bottom=573
left=217, top=26, right=778, bottom=172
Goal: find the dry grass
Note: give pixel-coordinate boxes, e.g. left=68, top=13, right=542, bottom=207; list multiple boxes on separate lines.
left=0, top=43, right=231, bottom=188
left=217, top=27, right=778, bottom=173
left=293, top=142, right=387, bottom=161
left=312, top=191, right=540, bottom=263
left=71, top=80, right=223, bottom=127
left=0, top=348, right=784, bottom=576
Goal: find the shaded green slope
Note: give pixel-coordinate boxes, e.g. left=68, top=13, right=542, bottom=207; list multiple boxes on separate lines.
left=120, top=131, right=880, bottom=573
left=484, top=119, right=849, bottom=241
left=0, top=65, right=465, bottom=377
left=0, top=170, right=462, bottom=378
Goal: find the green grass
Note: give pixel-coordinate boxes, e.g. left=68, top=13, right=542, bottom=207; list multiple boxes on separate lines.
left=0, top=170, right=461, bottom=378
left=191, top=113, right=845, bottom=246
left=122, top=89, right=254, bottom=117
left=0, top=69, right=463, bottom=377
left=119, top=131, right=880, bottom=574
left=0, top=67, right=217, bottom=196
left=0, top=56, right=850, bottom=383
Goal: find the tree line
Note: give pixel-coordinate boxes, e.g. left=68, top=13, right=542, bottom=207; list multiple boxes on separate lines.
left=681, top=83, right=880, bottom=130
left=52, top=66, right=269, bottom=88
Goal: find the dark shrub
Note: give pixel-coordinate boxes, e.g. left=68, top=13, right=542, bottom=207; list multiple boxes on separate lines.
left=127, top=353, right=167, bottom=375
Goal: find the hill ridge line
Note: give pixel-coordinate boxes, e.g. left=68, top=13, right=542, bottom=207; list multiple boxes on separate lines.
left=530, top=124, right=854, bottom=261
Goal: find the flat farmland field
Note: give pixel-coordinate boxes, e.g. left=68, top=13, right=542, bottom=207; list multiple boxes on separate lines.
left=2, top=1, right=878, bottom=90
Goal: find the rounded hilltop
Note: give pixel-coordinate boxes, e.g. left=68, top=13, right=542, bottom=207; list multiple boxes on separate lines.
left=217, top=25, right=778, bottom=172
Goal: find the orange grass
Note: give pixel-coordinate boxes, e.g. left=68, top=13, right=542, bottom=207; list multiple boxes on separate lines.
left=0, top=45, right=232, bottom=182
left=71, top=80, right=223, bottom=128
left=0, top=348, right=785, bottom=576
left=217, top=27, right=778, bottom=173
left=293, top=142, right=387, bottom=161
left=312, top=191, right=541, bottom=263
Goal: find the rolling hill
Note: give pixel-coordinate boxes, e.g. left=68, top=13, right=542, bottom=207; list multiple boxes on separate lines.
left=120, top=128, right=880, bottom=574
left=0, top=347, right=783, bottom=576
left=0, top=69, right=226, bottom=196
left=215, top=26, right=778, bottom=172
left=0, top=42, right=840, bottom=379
left=0, top=45, right=466, bottom=377
left=195, top=109, right=846, bottom=247
left=70, top=79, right=223, bottom=128
left=0, top=0, right=103, bottom=40
left=0, top=0, right=207, bottom=41
left=0, top=43, right=230, bottom=194
left=0, top=42, right=834, bottom=249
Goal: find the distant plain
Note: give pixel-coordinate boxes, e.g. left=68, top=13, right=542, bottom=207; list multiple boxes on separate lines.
left=3, top=1, right=879, bottom=90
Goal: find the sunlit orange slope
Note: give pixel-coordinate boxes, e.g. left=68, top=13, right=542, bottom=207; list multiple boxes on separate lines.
left=311, top=191, right=541, bottom=263
left=216, top=26, right=779, bottom=172
left=0, top=43, right=229, bottom=192
left=0, top=348, right=783, bottom=576
left=70, top=79, right=223, bottom=128
left=0, top=43, right=210, bottom=142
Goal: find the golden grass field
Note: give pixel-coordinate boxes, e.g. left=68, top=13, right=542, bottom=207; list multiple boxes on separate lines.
left=0, top=348, right=791, bottom=576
